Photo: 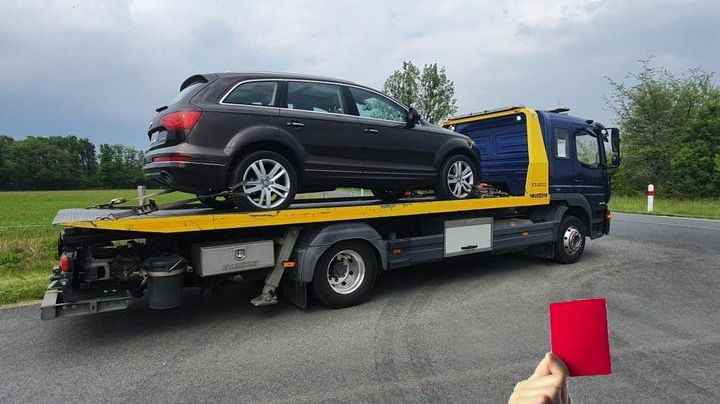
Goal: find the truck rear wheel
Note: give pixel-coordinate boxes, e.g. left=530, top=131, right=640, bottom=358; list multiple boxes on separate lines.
left=312, top=241, right=378, bottom=308
left=554, top=215, right=586, bottom=264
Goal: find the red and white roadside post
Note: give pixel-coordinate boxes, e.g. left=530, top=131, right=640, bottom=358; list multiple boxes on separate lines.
left=646, top=184, right=655, bottom=213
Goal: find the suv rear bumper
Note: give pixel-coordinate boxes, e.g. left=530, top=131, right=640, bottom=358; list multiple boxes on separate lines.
left=143, top=144, right=229, bottom=194
left=144, top=161, right=227, bottom=194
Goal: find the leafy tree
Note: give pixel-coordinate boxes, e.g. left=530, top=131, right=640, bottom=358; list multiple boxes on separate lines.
left=3, top=137, right=82, bottom=189
left=97, top=144, right=144, bottom=189
left=0, top=136, right=14, bottom=186
left=383, top=61, right=420, bottom=108
left=384, top=61, right=458, bottom=125
left=671, top=101, right=720, bottom=196
left=606, top=60, right=720, bottom=196
left=0, top=135, right=144, bottom=190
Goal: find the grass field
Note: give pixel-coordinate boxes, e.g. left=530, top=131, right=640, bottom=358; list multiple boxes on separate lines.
left=1, top=190, right=718, bottom=306
left=610, top=195, right=720, bottom=219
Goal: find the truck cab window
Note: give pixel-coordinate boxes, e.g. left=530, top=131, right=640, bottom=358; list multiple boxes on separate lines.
left=555, top=128, right=569, bottom=159
left=575, top=131, right=600, bottom=167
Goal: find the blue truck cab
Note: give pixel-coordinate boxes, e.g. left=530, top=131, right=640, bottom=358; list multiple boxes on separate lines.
left=446, top=107, right=621, bottom=239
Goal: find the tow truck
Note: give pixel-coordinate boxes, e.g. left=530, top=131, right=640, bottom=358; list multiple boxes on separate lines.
left=41, top=106, right=621, bottom=320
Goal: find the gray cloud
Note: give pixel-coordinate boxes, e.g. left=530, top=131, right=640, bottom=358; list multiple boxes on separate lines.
left=1, top=0, right=718, bottom=148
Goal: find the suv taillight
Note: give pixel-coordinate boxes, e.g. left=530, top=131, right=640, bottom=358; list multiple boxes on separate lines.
left=160, top=110, right=201, bottom=134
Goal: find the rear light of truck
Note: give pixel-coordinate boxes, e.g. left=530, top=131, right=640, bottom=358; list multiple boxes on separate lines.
left=59, top=254, right=71, bottom=272
left=152, top=154, right=192, bottom=163
left=160, top=110, right=201, bottom=133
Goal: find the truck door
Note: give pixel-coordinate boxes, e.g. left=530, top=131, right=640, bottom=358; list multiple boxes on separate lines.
left=572, top=128, right=607, bottom=232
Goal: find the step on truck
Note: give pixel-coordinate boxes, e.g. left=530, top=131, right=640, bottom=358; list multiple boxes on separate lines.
left=41, top=106, right=621, bottom=320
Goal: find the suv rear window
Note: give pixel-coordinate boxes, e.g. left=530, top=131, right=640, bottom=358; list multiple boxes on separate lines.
left=223, top=81, right=278, bottom=106
left=172, top=82, right=205, bottom=104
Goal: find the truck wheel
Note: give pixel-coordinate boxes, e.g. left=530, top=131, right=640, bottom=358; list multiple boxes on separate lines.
left=229, top=151, right=297, bottom=211
left=554, top=215, right=586, bottom=264
left=435, top=154, right=477, bottom=200
left=312, top=241, right=378, bottom=308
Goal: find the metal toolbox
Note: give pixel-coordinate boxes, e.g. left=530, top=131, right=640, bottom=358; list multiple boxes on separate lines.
left=444, top=217, right=493, bottom=257
left=191, top=240, right=274, bottom=277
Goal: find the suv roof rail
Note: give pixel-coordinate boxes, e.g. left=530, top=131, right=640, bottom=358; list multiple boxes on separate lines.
left=547, top=107, right=570, bottom=113
left=447, top=106, right=526, bottom=121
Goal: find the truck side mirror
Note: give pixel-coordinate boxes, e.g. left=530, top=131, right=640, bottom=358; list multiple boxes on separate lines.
left=405, top=107, right=421, bottom=128
left=609, top=128, right=621, bottom=167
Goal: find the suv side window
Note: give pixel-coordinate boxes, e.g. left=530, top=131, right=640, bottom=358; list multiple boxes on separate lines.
left=348, top=87, right=406, bottom=122
left=575, top=130, right=600, bottom=167
left=223, top=81, right=278, bottom=106
left=287, top=82, right=345, bottom=114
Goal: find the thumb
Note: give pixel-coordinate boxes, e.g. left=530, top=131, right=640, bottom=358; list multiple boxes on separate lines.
left=546, top=352, right=570, bottom=377
left=529, top=353, right=553, bottom=379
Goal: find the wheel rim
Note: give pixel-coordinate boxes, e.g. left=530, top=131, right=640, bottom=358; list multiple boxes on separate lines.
left=447, top=160, right=474, bottom=198
left=242, top=158, right=291, bottom=209
left=563, top=226, right=583, bottom=255
left=326, top=250, right=366, bottom=295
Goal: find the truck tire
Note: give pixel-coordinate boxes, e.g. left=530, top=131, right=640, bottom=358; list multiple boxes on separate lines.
left=554, top=215, right=586, bottom=264
left=312, top=241, right=378, bottom=308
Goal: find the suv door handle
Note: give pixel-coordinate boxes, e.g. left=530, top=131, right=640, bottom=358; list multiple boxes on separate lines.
left=573, top=177, right=583, bottom=183
left=286, top=121, right=305, bottom=128
left=363, top=127, right=379, bottom=134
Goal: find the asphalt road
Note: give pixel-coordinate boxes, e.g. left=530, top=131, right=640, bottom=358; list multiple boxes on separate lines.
left=1, top=213, right=719, bottom=403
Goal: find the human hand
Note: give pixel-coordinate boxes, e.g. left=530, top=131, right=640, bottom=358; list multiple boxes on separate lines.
left=508, top=352, right=571, bottom=404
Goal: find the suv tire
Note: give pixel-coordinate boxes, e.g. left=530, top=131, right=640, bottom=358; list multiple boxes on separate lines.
left=229, top=151, right=297, bottom=211
left=435, top=154, right=477, bottom=200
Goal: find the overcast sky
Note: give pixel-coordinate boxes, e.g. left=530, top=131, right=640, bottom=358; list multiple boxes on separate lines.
left=1, top=0, right=718, bottom=148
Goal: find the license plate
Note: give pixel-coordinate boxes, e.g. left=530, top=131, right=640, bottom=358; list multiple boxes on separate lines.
left=150, top=131, right=167, bottom=147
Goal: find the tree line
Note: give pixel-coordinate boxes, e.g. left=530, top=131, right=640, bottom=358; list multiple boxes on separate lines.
left=0, top=136, right=144, bottom=190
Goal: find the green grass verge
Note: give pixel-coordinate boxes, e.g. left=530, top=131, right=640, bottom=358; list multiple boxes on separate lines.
left=0, top=190, right=190, bottom=305
left=610, top=195, right=720, bottom=219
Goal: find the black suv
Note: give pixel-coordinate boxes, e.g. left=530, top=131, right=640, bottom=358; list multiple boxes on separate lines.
left=144, top=73, right=478, bottom=210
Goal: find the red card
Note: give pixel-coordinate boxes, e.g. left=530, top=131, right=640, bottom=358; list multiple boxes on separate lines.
left=549, top=298, right=611, bottom=377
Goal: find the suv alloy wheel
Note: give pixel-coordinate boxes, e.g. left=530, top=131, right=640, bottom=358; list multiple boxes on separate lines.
left=435, top=154, right=477, bottom=200
left=230, top=151, right=297, bottom=211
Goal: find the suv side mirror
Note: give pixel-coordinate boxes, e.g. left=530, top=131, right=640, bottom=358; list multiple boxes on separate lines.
left=405, top=107, right=420, bottom=128
left=609, top=128, right=621, bottom=167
